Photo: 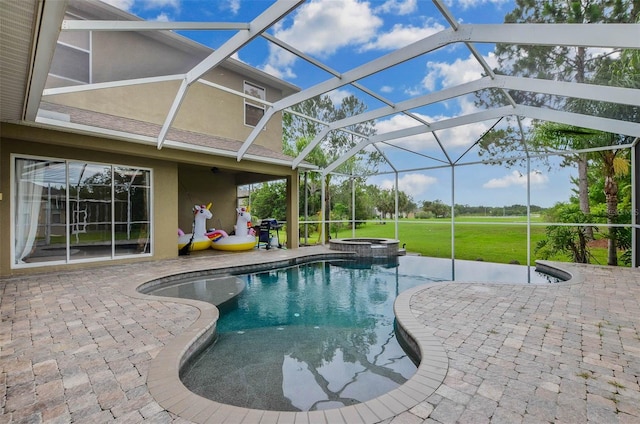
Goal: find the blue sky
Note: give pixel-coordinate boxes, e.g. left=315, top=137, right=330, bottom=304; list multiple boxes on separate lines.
left=102, top=0, right=576, bottom=207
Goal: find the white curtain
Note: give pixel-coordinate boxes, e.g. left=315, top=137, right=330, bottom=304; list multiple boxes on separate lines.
left=15, top=159, right=45, bottom=263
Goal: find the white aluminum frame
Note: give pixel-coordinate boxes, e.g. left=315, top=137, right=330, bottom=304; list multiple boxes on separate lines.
left=28, top=0, right=640, bottom=266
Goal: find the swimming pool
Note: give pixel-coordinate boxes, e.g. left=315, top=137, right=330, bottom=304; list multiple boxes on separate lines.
left=151, top=256, right=558, bottom=412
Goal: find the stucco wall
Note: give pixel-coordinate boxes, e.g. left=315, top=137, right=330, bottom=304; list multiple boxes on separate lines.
left=91, top=31, right=202, bottom=82
left=45, top=78, right=284, bottom=153
left=46, top=28, right=285, bottom=152
left=45, top=81, right=181, bottom=126
left=177, top=166, right=239, bottom=235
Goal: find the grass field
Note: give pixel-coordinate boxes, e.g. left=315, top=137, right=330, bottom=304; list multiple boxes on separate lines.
left=298, top=216, right=614, bottom=265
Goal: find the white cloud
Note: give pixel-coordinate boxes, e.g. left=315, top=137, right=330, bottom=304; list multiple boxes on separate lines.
left=380, top=85, right=394, bottom=93
left=152, top=12, right=171, bottom=22
left=275, top=0, right=381, bottom=56
left=456, top=95, right=482, bottom=115
left=325, top=89, right=352, bottom=107
left=483, top=170, right=549, bottom=189
left=375, top=112, right=491, bottom=151
left=380, top=173, right=438, bottom=199
left=225, top=0, right=241, bottom=15
left=143, top=0, right=180, bottom=9
left=261, top=48, right=298, bottom=79
left=375, top=114, right=437, bottom=150
left=376, top=0, right=418, bottom=15
left=263, top=0, right=382, bottom=78
left=410, top=52, right=498, bottom=118
left=361, top=22, right=444, bottom=51
left=423, top=52, right=498, bottom=91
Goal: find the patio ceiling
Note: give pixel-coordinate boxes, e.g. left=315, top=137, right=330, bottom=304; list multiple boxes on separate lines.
left=2, top=0, right=639, bottom=175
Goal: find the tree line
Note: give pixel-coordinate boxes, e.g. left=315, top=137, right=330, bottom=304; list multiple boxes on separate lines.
left=250, top=179, right=545, bottom=222
left=249, top=178, right=417, bottom=223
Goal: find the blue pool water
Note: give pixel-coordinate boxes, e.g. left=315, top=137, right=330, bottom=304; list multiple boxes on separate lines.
left=175, top=256, right=558, bottom=412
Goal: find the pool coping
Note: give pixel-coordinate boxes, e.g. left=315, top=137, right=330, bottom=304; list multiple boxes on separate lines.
left=132, top=254, right=573, bottom=424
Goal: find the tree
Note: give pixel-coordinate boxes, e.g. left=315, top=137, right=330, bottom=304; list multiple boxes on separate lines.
left=375, top=188, right=412, bottom=217
left=536, top=203, right=594, bottom=263
left=556, top=46, right=638, bottom=265
left=584, top=48, right=637, bottom=265
left=332, top=179, right=376, bottom=225
left=249, top=181, right=287, bottom=222
left=422, top=200, right=450, bottom=218
left=284, top=94, right=379, bottom=241
left=375, top=189, right=395, bottom=219
left=400, top=192, right=417, bottom=216
left=608, top=48, right=640, bottom=89
left=476, top=0, right=639, bottom=234
left=531, top=122, right=631, bottom=265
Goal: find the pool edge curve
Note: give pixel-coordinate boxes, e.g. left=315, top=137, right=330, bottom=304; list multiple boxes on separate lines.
left=138, top=256, right=577, bottom=424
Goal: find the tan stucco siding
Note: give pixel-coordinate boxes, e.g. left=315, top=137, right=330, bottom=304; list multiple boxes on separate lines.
left=45, top=29, right=287, bottom=152
left=45, top=81, right=181, bottom=125
left=152, top=161, right=179, bottom=261
left=91, top=31, right=202, bottom=82
left=177, top=167, right=238, bottom=235
left=45, top=77, right=284, bottom=152
left=194, top=69, right=285, bottom=152
left=176, top=71, right=284, bottom=152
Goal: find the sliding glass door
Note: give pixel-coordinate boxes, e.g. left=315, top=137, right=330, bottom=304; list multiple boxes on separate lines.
left=14, top=159, right=67, bottom=263
left=13, top=156, right=151, bottom=266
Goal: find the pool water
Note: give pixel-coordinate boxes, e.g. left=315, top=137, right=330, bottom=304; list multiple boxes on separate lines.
left=177, top=256, right=558, bottom=412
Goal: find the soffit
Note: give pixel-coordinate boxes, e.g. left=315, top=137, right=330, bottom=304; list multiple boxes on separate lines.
left=0, top=0, right=39, bottom=122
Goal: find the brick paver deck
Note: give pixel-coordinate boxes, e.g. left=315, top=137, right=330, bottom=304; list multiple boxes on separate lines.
left=1, top=248, right=639, bottom=423
left=404, top=262, right=640, bottom=424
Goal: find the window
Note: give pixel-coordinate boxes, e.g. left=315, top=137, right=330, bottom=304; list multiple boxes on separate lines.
left=237, top=184, right=251, bottom=210
left=12, top=156, right=151, bottom=267
left=244, top=81, right=266, bottom=127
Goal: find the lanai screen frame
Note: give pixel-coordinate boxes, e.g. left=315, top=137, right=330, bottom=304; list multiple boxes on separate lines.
left=306, top=140, right=638, bottom=268
left=40, top=0, right=640, bottom=266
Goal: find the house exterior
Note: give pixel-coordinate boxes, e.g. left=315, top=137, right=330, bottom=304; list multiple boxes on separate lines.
left=0, top=0, right=306, bottom=277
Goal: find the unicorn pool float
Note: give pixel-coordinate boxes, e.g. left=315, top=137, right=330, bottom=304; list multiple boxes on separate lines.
left=208, top=207, right=257, bottom=251
left=178, top=203, right=213, bottom=252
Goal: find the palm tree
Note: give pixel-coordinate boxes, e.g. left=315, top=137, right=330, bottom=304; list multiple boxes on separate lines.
left=283, top=95, right=378, bottom=242
left=596, top=136, right=630, bottom=265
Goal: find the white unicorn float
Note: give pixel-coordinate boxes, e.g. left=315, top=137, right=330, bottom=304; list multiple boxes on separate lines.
left=178, top=203, right=214, bottom=252
left=209, top=207, right=257, bottom=251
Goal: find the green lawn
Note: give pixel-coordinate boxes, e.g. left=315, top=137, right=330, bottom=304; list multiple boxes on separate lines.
left=298, top=216, right=614, bottom=265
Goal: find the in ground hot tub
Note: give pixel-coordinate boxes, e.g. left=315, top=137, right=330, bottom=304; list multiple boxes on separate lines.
left=329, top=237, right=401, bottom=257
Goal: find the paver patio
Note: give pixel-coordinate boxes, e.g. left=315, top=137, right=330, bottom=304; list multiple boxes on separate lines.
left=1, top=247, right=639, bottom=423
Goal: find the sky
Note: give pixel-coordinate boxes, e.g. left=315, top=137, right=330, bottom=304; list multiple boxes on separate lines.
left=101, top=0, right=577, bottom=208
